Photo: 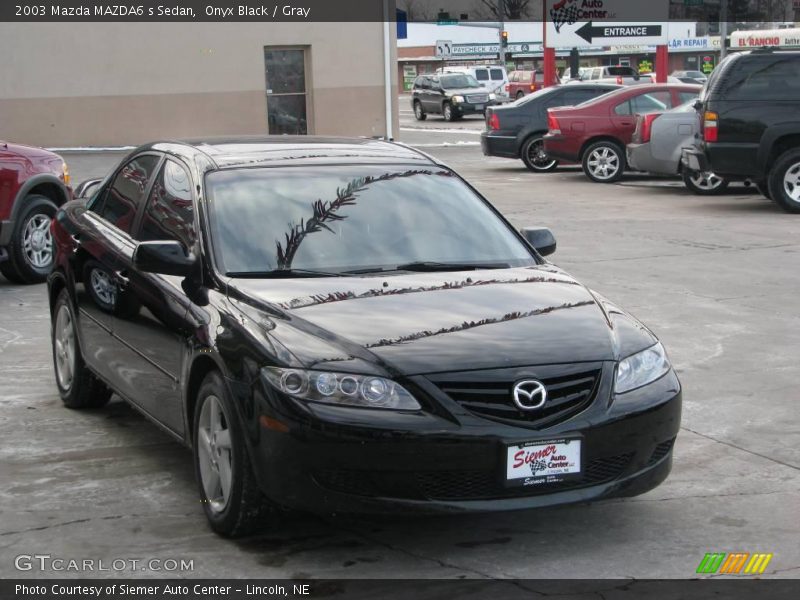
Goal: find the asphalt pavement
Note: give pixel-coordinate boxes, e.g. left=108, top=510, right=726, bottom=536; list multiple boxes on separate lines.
left=1, top=111, right=798, bottom=580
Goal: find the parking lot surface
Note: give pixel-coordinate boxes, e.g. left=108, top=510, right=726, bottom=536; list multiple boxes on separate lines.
left=1, top=125, right=799, bottom=579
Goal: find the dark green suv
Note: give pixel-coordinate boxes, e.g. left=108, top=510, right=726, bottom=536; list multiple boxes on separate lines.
left=411, top=73, right=497, bottom=122
left=682, top=49, right=800, bottom=213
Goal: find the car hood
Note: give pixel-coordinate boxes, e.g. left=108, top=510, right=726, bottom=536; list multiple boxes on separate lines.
left=445, top=87, right=490, bottom=96
left=228, top=265, right=657, bottom=376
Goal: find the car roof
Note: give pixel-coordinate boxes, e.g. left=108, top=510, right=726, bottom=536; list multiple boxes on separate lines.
left=141, top=136, right=438, bottom=170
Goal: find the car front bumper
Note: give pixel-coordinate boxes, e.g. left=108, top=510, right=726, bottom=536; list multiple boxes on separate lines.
left=245, top=368, right=682, bottom=515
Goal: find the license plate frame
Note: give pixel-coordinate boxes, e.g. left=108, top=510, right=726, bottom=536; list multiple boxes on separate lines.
left=505, top=438, right=582, bottom=488
left=473, top=104, right=485, bottom=111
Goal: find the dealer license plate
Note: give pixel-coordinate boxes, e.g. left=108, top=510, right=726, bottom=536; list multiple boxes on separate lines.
left=506, top=438, right=582, bottom=488
left=473, top=104, right=484, bottom=111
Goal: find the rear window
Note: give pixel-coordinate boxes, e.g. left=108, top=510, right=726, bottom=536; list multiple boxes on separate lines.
left=490, top=68, right=504, bottom=81
left=474, top=70, right=489, bottom=81
left=720, top=55, right=800, bottom=100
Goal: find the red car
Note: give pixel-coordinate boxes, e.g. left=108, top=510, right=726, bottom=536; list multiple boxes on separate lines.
left=505, top=70, right=548, bottom=100
left=1, top=141, right=72, bottom=283
left=543, top=84, right=701, bottom=183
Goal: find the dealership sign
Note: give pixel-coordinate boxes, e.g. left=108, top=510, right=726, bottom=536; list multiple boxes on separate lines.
left=546, top=0, right=668, bottom=48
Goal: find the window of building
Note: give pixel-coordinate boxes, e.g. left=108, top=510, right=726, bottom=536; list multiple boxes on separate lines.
left=264, top=47, right=308, bottom=135
left=94, top=154, right=160, bottom=233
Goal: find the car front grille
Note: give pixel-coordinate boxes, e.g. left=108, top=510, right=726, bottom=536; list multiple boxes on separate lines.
left=314, top=452, right=633, bottom=501
left=466, top=94, right=489, bottom=104
left=647, top=437, right=676, bottom=465
left=427, top=364, right=602, bottom=429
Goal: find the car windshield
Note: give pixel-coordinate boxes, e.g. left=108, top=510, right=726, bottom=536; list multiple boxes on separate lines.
left=205, top=165, right=537, bottom=275
left=440, top=74, right=481, bottom=89
left=607, top=67, right=638, bottom=77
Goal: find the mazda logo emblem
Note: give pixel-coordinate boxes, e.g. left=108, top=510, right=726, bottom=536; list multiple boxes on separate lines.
left=512, top=380, right=547, bottom=411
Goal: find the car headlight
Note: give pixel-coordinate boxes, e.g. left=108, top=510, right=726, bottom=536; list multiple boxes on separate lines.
left=261, top=367, right=421, bottom=410
left=489, top=92, right=496, bottom=100
left=615, top=342, right=671, bottom=394
left=451, top=95, right=464, bottom=103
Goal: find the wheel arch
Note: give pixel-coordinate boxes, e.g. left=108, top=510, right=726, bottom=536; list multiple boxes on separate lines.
left=47, top=269, right=69, bottom=315
left=517, top=130, right=549, bottom=155
left=11, top=174, right=70, bottom=222
left=579, top=136, right=625, bottom=162
left=760, top=129, right=800, bottom=175
left=184, top=353, right=230, bottom=446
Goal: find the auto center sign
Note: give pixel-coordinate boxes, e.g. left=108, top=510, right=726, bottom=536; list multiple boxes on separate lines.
left=546, top=0, right=669, bottom=48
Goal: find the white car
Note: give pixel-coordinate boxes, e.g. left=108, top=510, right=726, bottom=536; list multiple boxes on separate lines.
left=438, top=65, right=510, bottom=102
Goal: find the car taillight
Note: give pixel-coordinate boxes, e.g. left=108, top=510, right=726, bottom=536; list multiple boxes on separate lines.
left=703, top=111, right=719, bottom=143
left=487, top=113, right=500, bottom=130
left=640, top=113, right=661, bottom=143
left=530, top=83, right=537, bottom=92
left=547, top=111, right=561, bottom=134
left=505, top=84, right=510, bottom=92
left=616, top=76, right=624, bottom=84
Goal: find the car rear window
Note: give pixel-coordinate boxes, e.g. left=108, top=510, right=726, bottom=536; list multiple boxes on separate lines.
left=720, top=55, right=800, bottom=100
left=490, top=68, right=504, bottom=81
left=474, top=70, right=489, bottom=81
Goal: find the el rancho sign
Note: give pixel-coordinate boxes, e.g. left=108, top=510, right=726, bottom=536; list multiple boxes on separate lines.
left=731, top=28, right=800, bottom=49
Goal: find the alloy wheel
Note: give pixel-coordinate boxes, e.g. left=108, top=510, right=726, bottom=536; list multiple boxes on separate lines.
left=22, top=213, right=53, bottom=269
left=197, top=395, right=234, bottom=514
left=54, top=304, right=76, bottom=391
left=690, top=171, right=725, bottom=191
left=587, top=147, right=620, bottom=180
left=527, top=139, right=558, bottom=171
left=90, top=268, right=117, bottom=307
left=782, top=161, right=800, bottom=202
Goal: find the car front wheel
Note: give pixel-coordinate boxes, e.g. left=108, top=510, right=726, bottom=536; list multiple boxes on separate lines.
left=52, top=290, right=112, bottom=409
left=1, top=195, right=58, bottom=284
left=413, top=101, right=426, bottom=121
left=582, top=141, right=626, bottom=183
left=442, top=102, right=455, bottom=122
left=682, top=170, right=729, bottom=195
left=521, top=136, right=559, bottom=173
left=194, top=371, right=272, bottom=537
left=768, top=148, right=800, bottom=213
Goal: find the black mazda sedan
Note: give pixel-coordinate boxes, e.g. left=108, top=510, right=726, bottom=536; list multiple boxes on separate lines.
left=48, top=137, right=681, bottom=536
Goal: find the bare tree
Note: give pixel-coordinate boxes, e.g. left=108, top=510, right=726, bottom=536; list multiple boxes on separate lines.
left=472, top=0, right=538, bottom=20
left=398, top=0, right=434, bottom=21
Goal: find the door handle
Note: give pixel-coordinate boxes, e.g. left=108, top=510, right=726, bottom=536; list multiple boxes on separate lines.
left=114, top=270, right=130, bottom=288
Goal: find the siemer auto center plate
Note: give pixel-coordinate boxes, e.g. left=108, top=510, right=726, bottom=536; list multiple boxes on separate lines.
left=506, top=439, right=582, bottom=487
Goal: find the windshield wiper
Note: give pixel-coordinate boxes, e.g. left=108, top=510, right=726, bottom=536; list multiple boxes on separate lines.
left=226, top=269, right=347, bottom=278
left=392, top=261, right=510, bottom=273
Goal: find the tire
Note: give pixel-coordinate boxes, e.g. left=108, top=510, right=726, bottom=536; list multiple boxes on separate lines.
left=521, top=136, right=559, bottom=173
left=516, top=91, right=525, bottom=100
left=768, top=148, right=800, bottom=214
left=582, top=141, right=626, bottom=183
left=442, top=102, right=455, bottom=122
left=193, top=371, right=273, bottom=537
left=52, top=290, right=112, bottom=409
left=2, top=195, right=58, bottom=284
left=413, top=101, right=426, bottom=121
left=682, top=170, right=730, bottom=195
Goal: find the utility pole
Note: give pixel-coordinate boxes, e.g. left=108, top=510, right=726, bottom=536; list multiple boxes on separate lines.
left=720, top=0, right=728, bottom=61
left=497, top=0, right=505, bottom=62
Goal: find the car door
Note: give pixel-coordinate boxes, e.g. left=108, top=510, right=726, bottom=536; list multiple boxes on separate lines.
left=73, top=153, right=161, bottom=386
left=427, top=77, right=443, bottom=113
left=111, top=158, right=197, bottom=435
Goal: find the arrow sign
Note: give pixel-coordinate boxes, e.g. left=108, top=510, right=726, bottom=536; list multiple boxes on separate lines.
left=435, top=40, right=453, bottom=58
left=576, top=22, right=663, bottom=44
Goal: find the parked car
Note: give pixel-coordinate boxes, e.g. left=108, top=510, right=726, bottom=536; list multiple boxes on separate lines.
left=671, top=70, right=708, bottom=85
left=544, top=83, right=702, bottom=183
left=412, top=73, right=497, bottom=121
left=439, top=65, right=509, bottom=102
left=50, top=136, right=681, bottom=536
left=0, top=141, right=72, bottom=283
left=505, top=70, right=549, bottom=100
left=574, top=65, right=643, bottom=85
left=682, top=49, right=800, bottom=213
left=482, top=83, right=621, bottom=172
left=627, top=102, right=729, bottom=195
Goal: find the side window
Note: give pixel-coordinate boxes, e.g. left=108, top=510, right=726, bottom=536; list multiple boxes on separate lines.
left=630, top=91, right=672, bottom=113
left=591, top=69, right=601, bottom=81
left=490, top=68, right=504, bottom=81
left=94, top=155, right=160, bottom=233
left=724, top=57, right=800, bottom=100
left=474, top=69, right=489, bottom=81
left=562, top=89, right=599, bottom=105
left=138, top=160, right=196, bottom=249
left=614, top=100, right=632, bottom=115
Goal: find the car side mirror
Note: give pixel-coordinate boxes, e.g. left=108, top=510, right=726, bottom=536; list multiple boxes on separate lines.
left=521, top=227, right=557, bottom=257
left=133, top=240, right=196, bottom=277
left=74, top=178, right=103, bottom=199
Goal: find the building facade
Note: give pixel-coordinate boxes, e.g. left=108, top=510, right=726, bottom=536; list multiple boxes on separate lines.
left=0, top=22, right=398, bottom=147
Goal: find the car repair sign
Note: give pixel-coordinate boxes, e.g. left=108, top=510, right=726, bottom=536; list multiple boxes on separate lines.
left=546, top=0, right=669, bottom=49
